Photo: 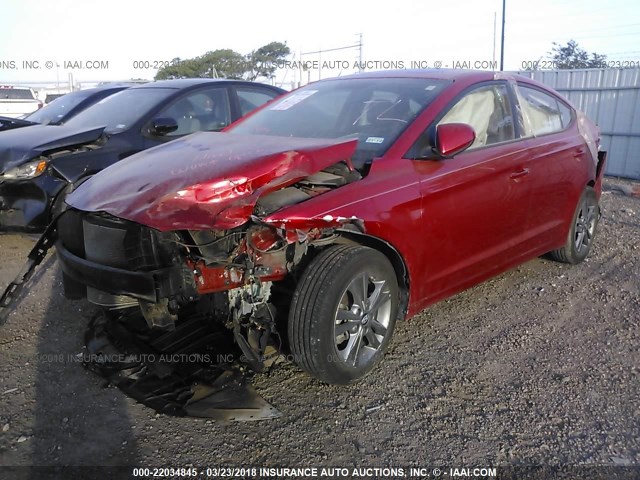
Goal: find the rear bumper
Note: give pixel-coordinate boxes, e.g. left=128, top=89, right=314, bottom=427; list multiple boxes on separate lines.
left=594, top=150, right=607, bottom=197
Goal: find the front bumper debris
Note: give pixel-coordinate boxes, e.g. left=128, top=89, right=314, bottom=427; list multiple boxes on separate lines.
left=85, top=308, right=281, bottom=421
left=0, top=222, right=282, bottom=420
left=56, top=240, right=183, bottom=303
left=0, top=175, right=66, bottom=232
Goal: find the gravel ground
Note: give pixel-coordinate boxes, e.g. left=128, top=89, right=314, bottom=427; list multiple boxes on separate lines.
left=0, top=179, right=638, bottom=472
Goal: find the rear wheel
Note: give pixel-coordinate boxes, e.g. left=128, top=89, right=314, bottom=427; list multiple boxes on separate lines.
left=549, top=187, right=599, bottom=264
left=288, top=245, right=399, bottom=384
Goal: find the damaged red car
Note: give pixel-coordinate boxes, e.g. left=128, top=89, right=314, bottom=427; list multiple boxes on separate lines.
left=47, top=70, right=606, bottom=385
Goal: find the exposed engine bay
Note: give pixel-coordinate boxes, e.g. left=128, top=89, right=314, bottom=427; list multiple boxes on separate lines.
left=60, top=161, right=359, bottom=306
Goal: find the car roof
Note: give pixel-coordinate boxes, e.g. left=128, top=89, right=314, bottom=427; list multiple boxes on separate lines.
left=329, top=69, right=550, bottom=86
left=337, top=69, right=495, bottom=81
left=132, top=78, right=283, bottom=90
left=93, top=83, right=131, bottom=90
left=71, top=84, right=131, bottom=94
left=319, top=69, right=561, bottom=96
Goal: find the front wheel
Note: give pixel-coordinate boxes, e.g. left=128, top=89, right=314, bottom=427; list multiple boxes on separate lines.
left=288, top=245, right=399, bottom=385
left=549, top=187, right=599, bottom=264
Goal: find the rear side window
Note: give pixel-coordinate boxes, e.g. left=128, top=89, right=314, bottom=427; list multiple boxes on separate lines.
left=236, top=88, right=280, bottom=116
left=518, top=85, right=572, bottom=136
left=558, top=101, right=573, bottom=128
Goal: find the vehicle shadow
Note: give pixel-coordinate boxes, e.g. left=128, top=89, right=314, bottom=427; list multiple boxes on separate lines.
left=29, top=254, right=139, bottom=468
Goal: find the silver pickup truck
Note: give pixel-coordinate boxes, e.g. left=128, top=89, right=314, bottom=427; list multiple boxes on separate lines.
left=0, top=86, right=43, bottom=118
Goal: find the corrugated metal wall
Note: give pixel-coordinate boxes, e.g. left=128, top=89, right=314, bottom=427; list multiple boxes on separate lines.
left=518, top=68, right=640, bottom=180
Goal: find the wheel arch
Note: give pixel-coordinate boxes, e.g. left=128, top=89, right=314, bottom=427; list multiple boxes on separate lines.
left=332, top=230, right=410, bottom=320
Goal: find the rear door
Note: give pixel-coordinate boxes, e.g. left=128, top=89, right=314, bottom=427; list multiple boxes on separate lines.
left=514, top=84, right=586, bottom=249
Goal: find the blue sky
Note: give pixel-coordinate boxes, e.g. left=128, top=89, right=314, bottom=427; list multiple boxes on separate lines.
left=1, top=0, right=639, bottom=87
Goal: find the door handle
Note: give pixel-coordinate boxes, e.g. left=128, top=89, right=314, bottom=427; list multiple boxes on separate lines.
left=574, top=148, right=586, bottom=158
left=510, top=168, right=530, bottom=179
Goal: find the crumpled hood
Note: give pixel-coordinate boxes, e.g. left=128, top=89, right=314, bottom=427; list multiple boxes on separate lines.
left=67, top=132, right=358, bottom=231
left=0, top=124, right=106, bottom=174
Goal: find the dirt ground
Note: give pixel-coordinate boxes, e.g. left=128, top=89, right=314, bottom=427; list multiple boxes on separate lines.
left=0, top=179, right=638, bottom=472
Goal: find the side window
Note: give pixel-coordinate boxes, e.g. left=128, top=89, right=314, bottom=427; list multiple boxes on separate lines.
left=236, top=88, right=280, bottom=116
left=157, top=88, right=231, bottom=137
left=518, top=85, right=567, bottom=136
left=558, top=101, right=573, bottom=128
left=438, top=84, right=515, bottom=150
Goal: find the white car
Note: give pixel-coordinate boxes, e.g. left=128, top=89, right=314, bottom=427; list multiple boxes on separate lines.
left=0, top=85, right=43, bottom=118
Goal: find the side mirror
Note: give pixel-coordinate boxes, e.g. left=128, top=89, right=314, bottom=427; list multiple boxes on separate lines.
left=434, top=123, right=476, bottom=158
left=150, top=117, right=178, bottom=136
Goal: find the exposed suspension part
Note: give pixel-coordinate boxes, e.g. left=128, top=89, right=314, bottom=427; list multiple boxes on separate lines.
left=228, top=280, right=281, bottom=372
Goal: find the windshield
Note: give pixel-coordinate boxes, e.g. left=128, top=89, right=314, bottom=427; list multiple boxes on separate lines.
left=64, top=88, right=175, bottom=133
left=25, top=90, right=92, bottom=125
left=229, top=77, right=449, bottom=169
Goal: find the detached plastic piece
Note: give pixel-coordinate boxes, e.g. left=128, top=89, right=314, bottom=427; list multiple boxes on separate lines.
left=84, top=309, right=281, bottom=421
left=0, top=222, right=57, bottom=325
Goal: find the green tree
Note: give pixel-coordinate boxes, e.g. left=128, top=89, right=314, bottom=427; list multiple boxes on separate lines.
left=245, top=41, right=291, bottom=81
left=548, top=40, right=607, bottom=69
left=155, top=50, right=246, bottom=80
left=155, top=42, right=290, bottom=80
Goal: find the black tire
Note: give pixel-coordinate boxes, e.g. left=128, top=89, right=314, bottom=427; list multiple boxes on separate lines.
left=288, top=245, right=399, bottom=385
left=549, top=187, right=599, bottom=264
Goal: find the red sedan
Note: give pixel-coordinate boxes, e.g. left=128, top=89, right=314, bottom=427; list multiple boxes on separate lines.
left=50, top=70, right=606, bottom=385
